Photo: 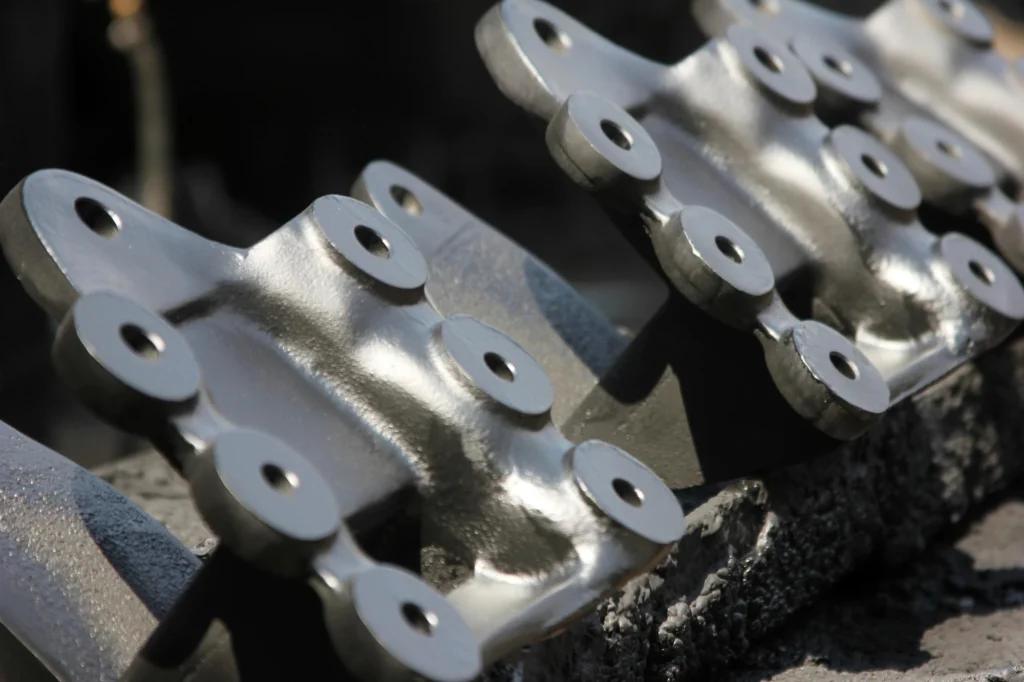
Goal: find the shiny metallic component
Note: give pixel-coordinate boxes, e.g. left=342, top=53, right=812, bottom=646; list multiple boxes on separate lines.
left=476, top=0, right=1024, bottom=439
left=691, top=0, right=1024, bottom=273
left=0, top=166, right=684, bottom=681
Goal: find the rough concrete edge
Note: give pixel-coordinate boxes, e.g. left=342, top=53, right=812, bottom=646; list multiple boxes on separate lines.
left=495, top=338, right=1024, bottom=682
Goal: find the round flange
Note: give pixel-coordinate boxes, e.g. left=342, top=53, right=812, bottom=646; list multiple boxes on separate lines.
left=790, top=34, right=882, bottom=108
left=900, top=117, right=996, bottom=190
left=197, top=429, right=342, bottom=547
left=312, top=195, right=428, bottom=291
left=679, top=206, right=775, bottom=299
left=61, top=291, right=201, bottom=406
left=546, top=91, right=662, bottom=190
left=438, top=314, right=554, bottom=416
left=726, top=24, right=817, bottom=107
left=829, top=125, right=922, bottom=212
left=570, top=440, right=685, bottom=546
left=346, top=566, right=482, bottom=682
left=917, top=0, right=993, bottom=48
left=940, top=232, right=1024, bottom=319
left=791, top=320, right=890, bottom=418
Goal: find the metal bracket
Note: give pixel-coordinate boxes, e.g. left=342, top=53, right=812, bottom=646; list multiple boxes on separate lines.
left=476, top=0, right=1024, bottom=440
left=0, top=165, right=684, bottom=681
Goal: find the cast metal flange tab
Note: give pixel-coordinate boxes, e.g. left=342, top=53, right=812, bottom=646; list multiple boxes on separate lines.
left=476, top=0, right=1024, bottom=439
left=0, top=167, right=685, bottom=681
left=690, top=0, right=1024, bottom=274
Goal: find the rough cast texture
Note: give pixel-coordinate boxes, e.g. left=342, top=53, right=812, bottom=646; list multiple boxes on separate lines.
left=94, top=337, right=1024, bottom=681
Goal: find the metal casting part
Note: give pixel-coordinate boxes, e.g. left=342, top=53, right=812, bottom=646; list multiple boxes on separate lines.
left=691, top=0, right=1024, bottom=273
left=476, top=0, right=1024, bottom=440
left=0, top=420, right=199, bottom=681
left=0, top=167, right=685, bottom=681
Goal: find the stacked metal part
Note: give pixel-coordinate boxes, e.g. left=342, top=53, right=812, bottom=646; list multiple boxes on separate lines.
left=0, top=0, right=1020, bottom=680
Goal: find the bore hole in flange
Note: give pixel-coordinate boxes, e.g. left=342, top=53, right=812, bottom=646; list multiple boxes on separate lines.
left=534, top=18, right=571, bottom=53
left=354, top=225, right=391, bottom=259
left=401, top=602, right=438, bottom=636
left=390, top=185, right=423, bottom=217
left=120, top=324, right=165, bottom=360
left=750, top=0, right=780, bottom=14
left=969, top=259, right=995, bottom=285
left=939, top=0, right=965, bottom=19
left=484, top=352, right=515, bottom=382
left=612, top=478, right=644, bottom=508
left=75, top=197, right=121, bottom=238
left=861, top=153, right=888, bottom=178
left=937, top=139, right=963, bottom=159
left=753, top=46, right=784, bottom=73
left=715, top=235, right=745, bottom=264
left=261, top=464, right=300, bottom=496
left=823, top=54, right=853, bottom=77
left=829, top=351, right=859, bottom=380
left=600, top=119, right=633, bottom=151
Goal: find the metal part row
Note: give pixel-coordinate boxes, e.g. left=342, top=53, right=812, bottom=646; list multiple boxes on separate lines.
left=0, top=166, right=685, bottom=681
left=476, top=0, right=1024, bottom=441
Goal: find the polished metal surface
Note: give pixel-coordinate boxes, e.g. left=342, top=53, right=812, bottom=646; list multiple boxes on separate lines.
left=691, top=0, right=1024, bottom=274
left=0, top=166, right=685, bottom=681
left=476, top=0, right=1024, bottom=439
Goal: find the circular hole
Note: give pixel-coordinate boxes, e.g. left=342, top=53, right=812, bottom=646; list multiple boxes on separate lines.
left=354, top=225, right=391, bottom=259
left=534, top=17, right=571, bottom=53
left=823, top=54, right=853, bottom=77
left=612, top=478, right=645, bottom=508
left=714, top=235, right=745, bottom=264
left=401, top=602, right=438, bottom=637
left=861, top=153, right=888, bottom=178
left=261, top=464, right=300, bottom=496
left=969, top=259, right=995, bottom=285
left=938, top=0, right=965, bottom=19
left=75, top=197, right=121, bottom=238
left=753, top=46, right=784, bottom=74
left=390, top=185, right=423, bottom=217
left=120, top=324, right=165, bottom=360
left=937, top=139, right=962, bottom=160
left=484, top=352, right=515, bottom=382
left=829, top=351, right=859, bottom=380
left=600, top=119, right=633, bottom=151
left=750, top=0, right=780, bottom=14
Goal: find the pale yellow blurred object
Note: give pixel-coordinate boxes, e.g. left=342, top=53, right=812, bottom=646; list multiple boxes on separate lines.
left=984, top=4, right=1024, bottom=59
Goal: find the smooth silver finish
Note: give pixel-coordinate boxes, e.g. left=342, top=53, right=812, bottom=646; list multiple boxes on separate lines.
left=476, top=0, right=1024, bottom=439
left=0, top=168, right=685, bottom=681
left=691, top=0, right=1024, bottom=273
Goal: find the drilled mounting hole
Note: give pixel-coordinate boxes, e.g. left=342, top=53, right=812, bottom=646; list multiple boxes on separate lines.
left=120, top=324, right=165, bottom=360
left=823, top=54, right=853, bottom=77
left=938, top=0, right=965, bottom=19
left=401, top=602, right=438, bottom=636
left=600, top=119, right=633, bottom=151
left=753, top=46, right=784, bottom=74
left=75, top=197, right=121, bottom=238
left=534, top=17, right=571, bottom=53
left=715, top=235, right=745, bottom=264
left=969, top=259, right=995, bottom=285
left=861, top=153, right=888, bottom=178
left=354, top=225, right=391, bottom=259
left=261, top=464, right=300, bottom=496
left=484, top=352, right=515, bottom=382
left=612, top=478, right=645, bottom=508
left=750, top=0, right=780, bottom=14
left=390, top=185, right=423, bottom=217
left=937, top=139, right=963, bottom=160
left=829, top=351, right=859, bottom=380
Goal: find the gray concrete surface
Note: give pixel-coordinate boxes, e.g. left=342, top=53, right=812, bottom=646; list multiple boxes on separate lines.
left=93, top=337, right=1024, bottom=681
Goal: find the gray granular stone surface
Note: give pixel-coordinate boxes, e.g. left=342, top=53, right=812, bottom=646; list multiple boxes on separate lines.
left=92, top=338, right=1024, bottom=682
left=495, top=339, right=1024, bottom=682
